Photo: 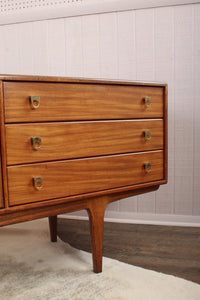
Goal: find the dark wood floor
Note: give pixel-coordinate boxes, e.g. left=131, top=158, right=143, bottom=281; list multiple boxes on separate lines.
left=58, top=218, right=200, bottom=284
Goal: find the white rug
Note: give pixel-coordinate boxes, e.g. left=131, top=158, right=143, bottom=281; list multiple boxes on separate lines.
left=0, top=219, right=199, bottom=300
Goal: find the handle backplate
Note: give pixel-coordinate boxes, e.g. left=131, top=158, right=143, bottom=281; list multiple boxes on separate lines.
left=144, top=162, right=152, bottom=173
left=30, top=96, right=40, bottom=109
left=144, top=96, right=151, bottom=109
left=144, top=130, right=151, bottom=141
left=31, top=136, right=42, bottom=150
left=33, top=176, right=43, bottom=190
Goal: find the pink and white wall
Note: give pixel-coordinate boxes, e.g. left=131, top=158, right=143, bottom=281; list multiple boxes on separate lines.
left=0, top=0, right=199, bottom=226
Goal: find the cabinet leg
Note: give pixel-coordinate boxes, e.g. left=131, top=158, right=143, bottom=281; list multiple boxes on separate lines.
left=87, top=198, right=108, bottom=273
left=48, top=215, right=57, bottom=242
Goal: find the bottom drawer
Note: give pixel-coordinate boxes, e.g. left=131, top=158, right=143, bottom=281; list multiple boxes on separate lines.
left=7, top=151, right=164, bottom=206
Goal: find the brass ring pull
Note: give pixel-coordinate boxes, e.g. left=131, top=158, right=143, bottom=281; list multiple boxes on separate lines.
left=33, top=176, right=43, bottom=190
left=144, top=162, right=152, bottom=173
left=144, top=97, right=151, bottom=109
left=31, top=137, right=42, bottom=150
left=30, top=96, right=40, bottom=109
left=144, top=130, right=151, bottom=141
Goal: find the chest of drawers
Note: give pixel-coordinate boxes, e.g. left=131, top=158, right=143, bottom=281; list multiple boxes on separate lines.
left=0, top=75, right=167, bottom=273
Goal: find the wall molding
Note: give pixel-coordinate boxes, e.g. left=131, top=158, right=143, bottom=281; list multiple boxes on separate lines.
left=60, top=212, right=200, bottom=227
left=0, top=0, right=199, bottom=26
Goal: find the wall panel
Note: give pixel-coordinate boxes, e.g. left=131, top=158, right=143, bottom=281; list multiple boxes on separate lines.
left=193, top=4, right=200, bottom=215
left=82, top=15, right=101, bottom=78
left=17, top=23, right=34, bottom=75
left=99, top=13, right=118, bottom=79
left=64, top=17, right=83, bottom=77
left=117, top=10, right=136, bottom=80
left=32, top=21, right=48, bottom=75
left=47, top=19, right=66, bottom=76
left=1, top=24, right=20, bottom=74
left=174, top=5, right=194, bottom=215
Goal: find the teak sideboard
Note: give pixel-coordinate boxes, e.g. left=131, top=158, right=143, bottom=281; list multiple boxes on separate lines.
left=0, top=75, right=168, bottom=273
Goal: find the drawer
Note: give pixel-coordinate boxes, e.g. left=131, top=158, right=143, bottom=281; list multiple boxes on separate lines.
left=4, top=82, right=164, bottom=123
left=6, top=120, right=164, bottom=165
left=7, top=150, right=164, bottom=206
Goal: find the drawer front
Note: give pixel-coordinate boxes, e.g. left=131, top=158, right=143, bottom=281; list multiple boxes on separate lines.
left=4, top=82, right=164, bottom=123
left=7, top=151, right=164, bottom=206
left=6, top=120, right=163, bottom=165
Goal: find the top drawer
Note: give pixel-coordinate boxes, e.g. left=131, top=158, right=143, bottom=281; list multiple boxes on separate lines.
left=3, top=82, right=164, bottom=123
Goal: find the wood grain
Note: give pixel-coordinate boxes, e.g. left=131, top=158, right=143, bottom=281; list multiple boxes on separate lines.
left=6, top=120, right=164, bottom=165
left=0, top=158, right=4, bottom=208
left=0, top=83, right=4, bottom=208
left=7, top=150, right=164, bottom=206
left=87, top=197, right=108, bottom=273
left=0, top=81, right=8, bottom=208
left=49, top=215, right=57, bottom=242
left=0, top=74, right=167, bottom=86
left=4, top=82, right=164, bottom=123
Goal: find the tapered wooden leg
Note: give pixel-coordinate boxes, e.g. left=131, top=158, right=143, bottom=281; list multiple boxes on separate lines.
left=87, top=198, right=108, bottom=273
left=48, top=215, right=57, bottom=242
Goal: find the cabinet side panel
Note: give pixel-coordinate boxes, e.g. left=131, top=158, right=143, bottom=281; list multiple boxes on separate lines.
left=0, top=154, right=4, bottom=208
left=0, top=81, right=4, bottom=208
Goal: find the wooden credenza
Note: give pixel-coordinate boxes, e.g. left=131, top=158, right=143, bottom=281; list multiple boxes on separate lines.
left=0, top=75, right=167, bottom=273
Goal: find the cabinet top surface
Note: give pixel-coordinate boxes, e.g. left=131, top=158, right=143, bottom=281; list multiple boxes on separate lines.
left=0, top=74, right=167, bottom=87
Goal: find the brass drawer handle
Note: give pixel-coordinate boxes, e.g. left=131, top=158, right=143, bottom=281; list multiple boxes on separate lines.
left=31, top=137, right=42, bottom=150
left=144, top=130, right=151, bottom=141
left=30, top=96, right=40, bottom=109
left=144, top=162, right=152, bottom=173
left=33, top=176, right=43, bottom=190
left=144, top=97, right=151, bottom=109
